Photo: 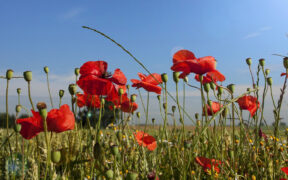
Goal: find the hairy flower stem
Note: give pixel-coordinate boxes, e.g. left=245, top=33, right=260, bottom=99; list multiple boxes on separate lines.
left=144, top=92, right=150, bottom=134
left=6, top=79, right=10, bottom=133
left=46, top=73, right=54, bottom=108
left=43, top=115, right=50, bottom=180
left=176, top=82, right=185, bottom=142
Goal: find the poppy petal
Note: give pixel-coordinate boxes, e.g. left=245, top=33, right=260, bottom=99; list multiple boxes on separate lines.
left=173, top=50, right=196, bottom=63
left=17, top=114, right=43, bottom=140
left=110, top=68, right=127, bottom=85
left=282, top=167, right=288, bottom=175
left=79, top=61, right=108, bottom=77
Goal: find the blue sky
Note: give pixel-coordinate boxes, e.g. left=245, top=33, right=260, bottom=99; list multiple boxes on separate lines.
left=0, top=0, right=288, bottom=123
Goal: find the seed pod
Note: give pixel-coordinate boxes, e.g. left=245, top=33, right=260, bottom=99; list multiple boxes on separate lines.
left=227, top=84, right=235, bottom=94
left=246, top=58, right=252, bottom=66
left=59, top=89, right=65, bottom=98
left=37, top=102, right=47, bottom=119
left=74, top=68, right=80, bottom=76
left=15, top=105, right=22, bottom=113
left=267, top=77, right=273, bottom=86
left=204, top=83, right=210, bottom=93
left=68, top=84, right=77, bottom=95
left=259, top=58, right=265, bottom=67
left=161, top=73, right=168, bottom=83
left=105, top=170, right=114, bottom=179
left=14, top=124, right=21, bottom=133
left=6, top=69, right=14, bottom=80
left=17, top=88, right=21, bottom=94
left=130, top=94, right=137, bottom=102
left=173, top=72, right=180, bottom=83
left=265, top=69, right=270, bottom=76
left=283, top=57, right=288, bottom=69
left=23, top=71, right=32, bottom=82
left=51, top=150, right=61, bottom=163
left=44, top=66, right=49, bottom=74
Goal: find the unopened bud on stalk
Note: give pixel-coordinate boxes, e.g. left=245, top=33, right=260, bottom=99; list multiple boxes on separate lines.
left=118, top=88, right=124, bottom=96
left=204, top=83, right=210, bottom=93
left=207, top=100, right=212, bottom=107
left=209, top=82, right=216, bottom=90
left=267, top=77, right=273, bottom=86
left=172, top=105, right=176, bottom=113
left=101, top=98, right=105, bottom=105
left=227, top=84, right=235, bottom=94
left=217, top=86, right=223, bottom=95
left=130, top=94, right=137, bottom=102
left=105, top=169, right=114, bottom=179
left=6, top=69, right=14, bottom=80
left=111, top=145, right=119, bottom=156
left=51, top=150, right=61, bottom=163
left=37, top=102, right=47, bottom=119
left=23, top=71, right=32, bottom=82
left=44, top=66, right=49, bottom=74
left=283, top=57, right=288, bottom=69
left=17, top=88, right=21, bottom=95
left=136, top=112, right=141, bottom=118
left=173, top=72, right=180, bottom=83
left=265, top=69, right=270, bottom=76
left=68, top=84, right=77, bottom=95
left=259, top=58, right=265, bottom=67
left=196, top=120, right=201, bottom=126
left=246, top=58, right=252, bottom=66
left=161, top=73, right=168, bottom=83
left=59, top=89, right=65, bottom=98
left=184, top=76, right=188, bottom=83
left=198, top=75, right=203, bottom=82
left=157, top=95, right=161, bottom=101
left=126, top=84, right=130, bottom=90
left=195, top=113, right=199, bottom=120
left=15, top=105, right=22, bottom=113
left=74, top=68, right=80, bottom=76
left=163, top=103, right=167, bottom=110
left=14, top=124, right=21, bottom=133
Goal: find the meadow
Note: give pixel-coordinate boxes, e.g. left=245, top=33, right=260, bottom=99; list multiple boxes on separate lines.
left=1, top=26, right=288, bottom=180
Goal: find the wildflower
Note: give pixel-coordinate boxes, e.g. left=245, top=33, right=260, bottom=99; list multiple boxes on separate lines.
left=204, top=101, right=222, bottom=116
left=17, top=104, right=75, bottom=139
left=281, top=167, right=288, bottom=175
left=235, top=140, right=239, bottom=144
left=260, top=141, right=264, bottom=146
left=134, top=131, right=157, bottom=151
left=191, top=170, right=195, bottom=175
left=195, top=70, right=225, bottom=85
left=252, top=175, right=256, bottom=180
left=131, top=73, right=163, bottom=94
left=195, top=157, right=222, bottom=173
left=236, top=95, right=260, bottom=117
left=76, top=93, right=100, bottom=108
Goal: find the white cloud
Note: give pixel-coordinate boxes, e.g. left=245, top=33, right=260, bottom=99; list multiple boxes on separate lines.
left=244, top=32, right=261, bottom=39
left=243, top=26, right=272, bottom=39
left=60, top=8, right=85, bottom=20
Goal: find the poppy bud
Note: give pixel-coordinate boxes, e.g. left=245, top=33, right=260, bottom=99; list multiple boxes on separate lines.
left=59, top=89, right=65, bottom=98
left=217, top=86, right=223, bottom=95
left=259, top=58, right=265, bottom=67
left=23, top=71, right=32, bottom=82
left=246, top=58, right=252, bottom=66
left=126, top=84, right=130, bottom=90
left=227, top=84, right=235, bottom=94
left=6, top=69, right=14, bottom=80
left=265, top=69, right=270, bottom=76
left=14, top=123, right=22, bottom=133
left=51, top=150, right=61, bottom=163
left=195, top=113, right=199, bottom=120
left=283, top=57, right=288, bottom=69
left=172, top=105, right=176, bottom=113
left=267, top=77, right=273, bottom=86
left=198, top=75, right=203, bottom=82
left=105, top=170, right=114, bottom=179
left=152, top=118, right=155, bottom=123
left=184, top=76, right=188, bottom=83
left=74, top=68, right=80, bottom=76
left=203, top=83, right=210, bottom=93
left=196, top=120, right=201, bottom=126
left=209, top=82, right=216, bottom=90
left=17, top=88, right=21, bottom=95
left=44, top=66, right=49, bottom=74
left=15, top=105, right=22, bottom=113
left=126, top=172, right=138, bottom=180
left=118, top=88, right=124, bottom=96
left=163, top=103, right=167, bottom=110
left=68, top=84, right=77, bottom=95
left=37, top=102, right=47, bottom=118
left=222, top=107, right=229, bottom=117
left=207, top=100, right=212, bottom=107
left=130, top=94, right=137, bottom=102
left=184, top=141, right=191, bottom=148
left=157, top=95, right=161, bottom=101
left=173, top=72, right=180, bottom=83
left=161, top=73, right=168, bottom=83
left=136, top=112, right=140, bottom=118
left=111, top=145, right=119, bottom=156
left=101, top=97, right=105, bottom=105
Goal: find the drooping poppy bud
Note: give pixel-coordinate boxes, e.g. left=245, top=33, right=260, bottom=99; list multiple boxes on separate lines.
left=6, top=69, right=14, bottom=80
left=161, top=73, right=168, bottom=83
left=74, top=68, right=80, bottom=76
left=246, top=58, right=252, bottom=66
left=172, top=105, right=176, bottom=113
left=227, top=84, right=235, bottom=94
left=44, top=66, right=49, bottom=74
left=51, top=150, right=61, bottom=163
left=265, top=69, right=270, bottom=76
left=136, top=112, right=141, bottom=118
left=283, top=57, right=288, bottom=69
left=130, top=94, right=137, bottom=102
left=173, top=72, right=180, bottom=83
left=15, top=105, right=22, bottom=113
left=267, top=77, right=273, bottom=86
left=59, top=89, right=65, bottom=98
left=17, top=88, right=21, bottom=94
left=259, top=58, right=265, bottom=67
left=23, top=71, right=32, bottom=82
left=68, top=84, right=77, bottom=96
left=204, top=83, right=210, bottom=93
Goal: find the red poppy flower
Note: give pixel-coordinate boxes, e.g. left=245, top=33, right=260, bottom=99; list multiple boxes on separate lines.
left=76, top=93, right=101, bottom=109
left=131, top=73, right=162, bottom=94
left=204, top=101, right=222, bottom=116
left=107, top=92, right=138, bottom=113
left=237, top=95, right=259, bottom=117
left=195, top=157, right=222, bottom=173
left=17, top=104, right=75, bottom=139
left=134, top=131, right=157, bottom=151
left=281, top=167, right=288, bottom=177
left=195, top=70, right=225, bottom=84
left=77, top=61, right=127, bottom=96
left=171, top=50, right=217, bottom=78
left=281, top=73, right=288, bottom=77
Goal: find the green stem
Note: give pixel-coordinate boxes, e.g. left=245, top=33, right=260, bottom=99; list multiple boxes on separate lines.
left=46, top=73, right=54, bottom=108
